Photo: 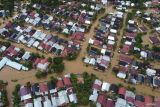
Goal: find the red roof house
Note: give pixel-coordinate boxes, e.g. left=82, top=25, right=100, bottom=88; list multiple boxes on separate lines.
left=63, top=77, right=72, bottom=87
left=4, top=45, right=19, bottom=59
left=134, top=100, right=145, bottom=107
left=144, top=96, right=153, bottom=107
left=71, top=32, right=85, bottom=41
left=155, top=97, right=160, bottom=107
left=56, top=78, right=64, bottom=89
left=39, top=83, right=48, bottom=94
left=126, top=97, right=135, bottom=104
left=125, top=32, right=136, bottom=39
left=106, top=99, right=115, bottom=107
left=97, top=94, right=107, bottom=107
left=118, top=87, right=126, bottom=96
left=120, top=44, right=132, bottom=54
left=92, top=79, right=102, bottom=91
left=119, top=54, right=132, bottom=64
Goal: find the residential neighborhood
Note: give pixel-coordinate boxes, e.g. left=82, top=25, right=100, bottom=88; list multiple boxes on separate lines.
left=0, top=0, right=159, bottom=107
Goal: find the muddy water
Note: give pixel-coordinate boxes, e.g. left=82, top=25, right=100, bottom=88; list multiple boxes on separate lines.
left=0, top=6, right=160, bottom=107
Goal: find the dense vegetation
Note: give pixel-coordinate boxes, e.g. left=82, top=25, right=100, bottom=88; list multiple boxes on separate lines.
left=135, top=33, right=143, bottom=48
left=0, top=80, right=8, bottom=107
left=30, top=0, right=61, bottom=8
left=12, top=84, right=21, bottom=107
left=0, top=0, right=14, bottom=16
left=70, top=72, right=97, bottom=106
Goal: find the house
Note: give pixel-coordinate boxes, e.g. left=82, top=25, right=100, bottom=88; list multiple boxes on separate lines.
left=6, top=60, right=23, bottom=70
left=149, top=36, right=160, bottom=45
left=125, top=32, right=136, bottom=40
left=51, top=93, right=59, bottom=107
left=47, top=82, right=56, bottom=94
left=152, top=0, right=160, bottom=5
left=92, top=79, right=102, bottom=91
left=22, top=52, right=31, bottom=60
left=140, top=51, right=148, bottom=58
left=117, top=67, right=129, bottom=79
left=136, top=74, right=145, bottom=84
left=33, top=97, right=42, bottom=107
left=118, top=87, right=126, bottom=99
left=43, top=97, right=52, bottom=107
left=63, top=74, right=72, bottom=87
left=139, top=26, right=148, bottom=33
left=106, top=99, right=115, bottom=107
left=25, top=102, right=33, bottom=107
left=110, top=84, right=118, bottom=93
left=144, top=96, right=153, bottom=107
left=97, top=94, right=107, bottom=107
left=0, top=46, right=7, bottom=53
left=134, top=95, right=145, bottom=107
left=120, top=44, right=132, bottom=54
left=71, top=32, right=85, bottom=41
left=89, top=93, right=98, bottom=102
left=101, top=0, right=108, bottom=5
left=0, top=10, right=8, bottom=17
left=4, top=45, right=19, bottom=59
left=56, top=78, right=64, bottom=89
left=58, top=90, right=69, bottom=106
left=39, top=83, right=49, bottom=95
left=115, top=98, right=127, bottom=107
left=101, top=82, right=110, bottom=92
left=31, top=83, right=40, bottom=96
left=67, top=87, right=77, bottom=103
left=119, top=54, right=132, bottom=64
left=0, top=57, right=9, bottom=70
left=20, top=86, right=32, bottom=101
left=125, top=90, right=135, bottom=104
left=34, top=58, right=50, bottom=71
left=146, top=68, right=156, bottom=76
left=155, top=97, right=160, bottom=107
left=153, top=76, right=160, bottom=87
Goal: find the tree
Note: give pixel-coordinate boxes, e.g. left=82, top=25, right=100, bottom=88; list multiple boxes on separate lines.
left=19, top=48, right=25, bottom=55
left=1, top=90, right=9, bottom=106
left=53, top=57, right=63, bottom=65
left=23, top=61, right=33, bottom=70
left=48, top=57, right=53, bottom=63
left=1, top=0, right=14, bottom=16
left=35, top=70, right=47, bottom=78
left=66, top=53, right=78, bottom=60
left=31, top=0, right=61, bottom=8
left=135, top=33, right=143, bottom=48
left=2, top=41, right=11, bottom=48
left=70, top=103, right=77, bottom=107
left=152, top=46, right=160, bottom=52
left=50, top=76, right=58, bottom=84
left=70, top=72, right=97, bottom=105
left=12, top=84, right=21, bottom=107
left=52, top=63, right=64, bottom=73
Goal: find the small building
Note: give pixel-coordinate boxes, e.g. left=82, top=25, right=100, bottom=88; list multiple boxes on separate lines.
left=20, top=86, right=32, bottom=101
left=101, top=82, right=111, bottom=92
left=92, top=79, right=102, bottom=91
left=39, top=83, right=49, bottom=95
